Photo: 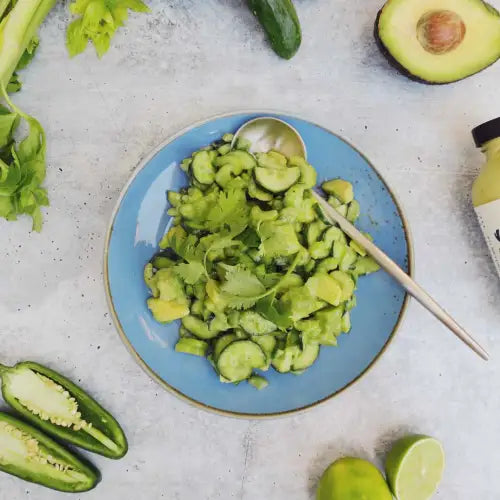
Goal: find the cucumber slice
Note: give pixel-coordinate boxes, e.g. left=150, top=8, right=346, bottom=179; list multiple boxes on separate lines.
left=239, top=311, right=277, bottom=335
left=213, top=334, right=238, bottom=361
left=327, top=195, right=342, bottom=208
left=216, top=341, right=267, bottom=382
left=339, top=247, right=358, bottom=272
left=191, top=151, right=215, bottom=184
left=341, top=311, right=351, bottom=333
left=322, top=179, right=354, bottom=204
left=175, top=338, right=208, bottom=357
left=248, top=178, right=273, bottom=201
left=180, top=158, right=192, bottom=172
left=252, top=335, right=277, bottom=370
left=271, top=345, right=300, bottom=373
left=214, top=151, right=256, bottom=170
left=252, top=335, right=277, bottom=359
left=288, top=156, right=317, bottom=188
left=236, top=137, right=251, bottom=151
left=181, top=315, right=219, bottom=340
left=217, top=144, right=231, bottom=155
left=292, top=343, right=319, bottom=371
left=248, top=375, right=269, bottom=390
left=345, top=294, right=357, bottom=311
left=152, top=255, right=175, bottom=269
left=254, top=166, right=300, bottom=193
left=330, top=270, right=355, bottom=301
left=256, top=152, right=287, bottom=169
left=346, top=199, right=360, bottom=222
left=350, top=239, right=367, bottom=257
left=335, top=204, right=348, bottom=217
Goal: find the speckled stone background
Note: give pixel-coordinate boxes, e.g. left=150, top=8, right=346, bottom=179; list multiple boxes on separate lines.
left=1, top=1, right=500, bottom=498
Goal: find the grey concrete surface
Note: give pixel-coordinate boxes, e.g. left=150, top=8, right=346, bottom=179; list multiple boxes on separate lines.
left=1, top=0, right=500, bottom=498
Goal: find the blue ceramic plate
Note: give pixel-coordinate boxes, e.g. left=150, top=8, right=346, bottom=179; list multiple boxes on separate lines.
left=105, top=112, right=412, bottom=418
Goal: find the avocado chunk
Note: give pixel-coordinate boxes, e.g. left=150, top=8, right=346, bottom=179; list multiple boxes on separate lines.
left=146, top=267, right=190, bottom=323
left=279, top=286, right=326, bottom=321
left=322, top=179, right=354, bottom=204
left=375, top=0, right=500, bottom=84
left=156, top=268, right=186, bottom=302
left=147, top=299, right=189, bottom=323
left=306, top=274, right=342, bottom=306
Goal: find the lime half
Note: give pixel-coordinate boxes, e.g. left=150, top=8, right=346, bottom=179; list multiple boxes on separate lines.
left=317, top=457, right=392, bottom=500
left=385, top=435, right=445, bottom=500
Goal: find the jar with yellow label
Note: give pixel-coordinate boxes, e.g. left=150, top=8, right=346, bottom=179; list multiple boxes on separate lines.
left=472, top=118, right=500, bottom=277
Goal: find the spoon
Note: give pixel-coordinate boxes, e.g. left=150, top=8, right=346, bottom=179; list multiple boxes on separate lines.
left=233, top=117, right=489, bottom=361
left=232, top=117, right=306, bottom=158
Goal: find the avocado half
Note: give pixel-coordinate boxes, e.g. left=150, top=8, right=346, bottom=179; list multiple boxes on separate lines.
left=375, top=0, right=500, bottom=84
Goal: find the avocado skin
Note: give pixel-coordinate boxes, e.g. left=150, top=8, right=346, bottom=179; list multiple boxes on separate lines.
left=373, top=4, right=500, bottom=85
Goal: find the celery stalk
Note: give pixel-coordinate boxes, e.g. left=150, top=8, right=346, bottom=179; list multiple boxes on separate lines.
left=0, top=0, right=55, bottom=89
left=18, top=0, right=56, bottom=65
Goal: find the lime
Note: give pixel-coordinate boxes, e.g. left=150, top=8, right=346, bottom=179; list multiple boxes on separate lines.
left=317, top=457, right=392, bottom=500
left=385, top=435, right=445, bottom=500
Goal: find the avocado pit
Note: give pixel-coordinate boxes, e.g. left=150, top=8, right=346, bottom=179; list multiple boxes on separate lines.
left=417, top=10, right=466, bottom=54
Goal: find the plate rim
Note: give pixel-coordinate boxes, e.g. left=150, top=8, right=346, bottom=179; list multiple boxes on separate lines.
left=103, top=110, right=415, bottom=420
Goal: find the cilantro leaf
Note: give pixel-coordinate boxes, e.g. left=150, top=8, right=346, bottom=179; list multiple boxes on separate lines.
left=221, top=251, right=302, bottom=310
left=67, top=0, right=150, bottom=58
left=224, top=295, right=261, bottom=310
left=170, top=234, right=204, bottom=265
left=206, top=189, right=249, bottom=236
left=220, top=265, right=266, bottom=297
left=219, top=265, right=266, bottom=309
left=173, top=262, right=205, bottom=285
left=168, top=233, right=211, bottom=285
left=255, top=294, right=292, bottom=330
left=236, top=227, right=260, bottom=249
left=199, top=233, right=242, bottom=272
left=203, top=234, right=241, bottom=255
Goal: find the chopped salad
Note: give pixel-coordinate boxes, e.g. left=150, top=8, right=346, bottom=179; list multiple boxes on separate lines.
left=143, top=133, right=380, bottom=388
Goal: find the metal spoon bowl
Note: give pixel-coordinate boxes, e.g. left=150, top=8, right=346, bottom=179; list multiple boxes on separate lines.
left=232, top=117, right=307, bottom=158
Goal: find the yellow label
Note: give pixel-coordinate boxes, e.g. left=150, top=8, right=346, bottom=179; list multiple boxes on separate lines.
left=475, top=199, right=500, bottom=278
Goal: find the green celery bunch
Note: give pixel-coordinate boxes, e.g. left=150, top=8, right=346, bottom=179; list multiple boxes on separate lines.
left=0, top=0, right=56, bottom=230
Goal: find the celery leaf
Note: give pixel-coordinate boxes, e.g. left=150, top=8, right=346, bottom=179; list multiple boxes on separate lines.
left=66, top=0, right=150, bottom=58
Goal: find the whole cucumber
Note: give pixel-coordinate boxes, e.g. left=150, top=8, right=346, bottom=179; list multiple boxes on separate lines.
left=247, top=0, right=301, bottom=59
